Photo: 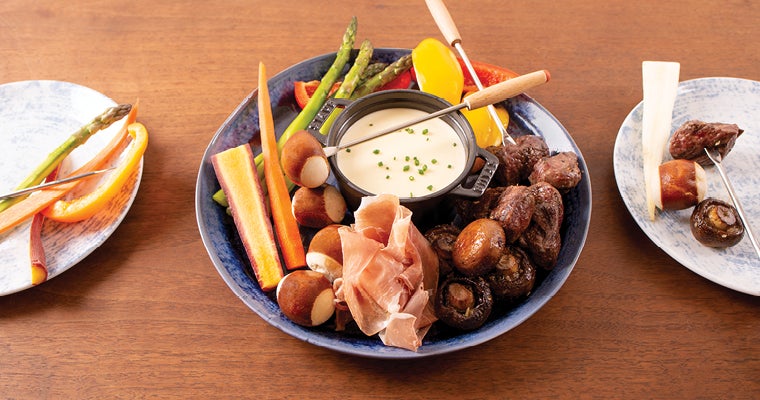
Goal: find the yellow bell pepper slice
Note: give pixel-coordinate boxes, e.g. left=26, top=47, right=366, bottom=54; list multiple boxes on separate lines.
left=461, top=92, right=510, bottom=148
left=43, top=122, right=148, bottom=222
left=411, top=38, right=464, bottom=105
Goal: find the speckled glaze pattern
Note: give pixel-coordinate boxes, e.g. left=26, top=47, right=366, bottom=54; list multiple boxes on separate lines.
left=614, top=77, right=760, bottom=296
left=195, top=49, right=592, bottom=358
left=0, top=80, right=143, bottom=296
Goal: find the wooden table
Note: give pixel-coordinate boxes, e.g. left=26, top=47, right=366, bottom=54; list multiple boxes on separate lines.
left=1, top=1, right=758, bottom=398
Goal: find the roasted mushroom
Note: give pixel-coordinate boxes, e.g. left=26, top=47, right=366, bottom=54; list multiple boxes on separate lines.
left=485, top=246, right=536, bottom=304
left=690, top=198, right=744, bottom=248
left=452, top=218, right=506, bottom=276
left=435, top=275, right=493, bottom=331
left=424, top=224, right=461, bottom=278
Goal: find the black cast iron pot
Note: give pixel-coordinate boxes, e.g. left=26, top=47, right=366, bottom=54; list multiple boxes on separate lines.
left=308, top=89, right=498, bottom=219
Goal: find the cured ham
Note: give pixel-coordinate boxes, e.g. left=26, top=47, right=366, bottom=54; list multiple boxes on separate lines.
left=335, top=194, right=439, bottom=351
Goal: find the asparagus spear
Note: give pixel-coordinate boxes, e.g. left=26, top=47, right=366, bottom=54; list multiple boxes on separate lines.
left=357, top=62, right=389, bottom=87
left=318, top=38, right=374, bottom=134
left=350, top=54, right=413, bottom=99
left=280, top=16, right=357, bottom=141
left=333, top=39, right=373, bottom=99
left=213, top=16, right=358, bottom=207
left=0, top=104, right=132, bottom=213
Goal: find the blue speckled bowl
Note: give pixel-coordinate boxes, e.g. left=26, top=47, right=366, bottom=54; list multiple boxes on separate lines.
left=195, top=48, right=592, bottom=358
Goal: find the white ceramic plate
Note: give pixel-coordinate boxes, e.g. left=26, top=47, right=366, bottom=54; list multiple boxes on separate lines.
left=0, top=80, right=142, bottom=296
left=614, top=77, right=760, bottom=296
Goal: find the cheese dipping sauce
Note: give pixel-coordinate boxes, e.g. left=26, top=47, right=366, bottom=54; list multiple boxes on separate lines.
left=336, top=108, right=467, bottom=198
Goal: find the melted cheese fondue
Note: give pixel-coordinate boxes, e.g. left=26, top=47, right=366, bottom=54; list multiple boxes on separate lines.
left=336, top=108, right=467, bottom=198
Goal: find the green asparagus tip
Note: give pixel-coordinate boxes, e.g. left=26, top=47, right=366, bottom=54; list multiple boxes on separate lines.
left=96, top=104, right=132, bottom=128
left=109, top=104, right=132, bottom=120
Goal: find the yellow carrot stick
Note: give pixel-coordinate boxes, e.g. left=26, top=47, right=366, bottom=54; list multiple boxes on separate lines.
left=211, top=144, right=284, bottom=292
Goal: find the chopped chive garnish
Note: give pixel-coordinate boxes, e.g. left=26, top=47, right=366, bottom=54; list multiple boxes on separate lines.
left=409, top=176, right=415, bottom=181
left=377, top=161, right=384, bottom=167
left=427, top=185, right=433, bottom=191
left=422, top=128, right=429, bottom=135
left=403, top=165, right=410, bottom=172
left=431, top=159, right=438, bottom=164
left=372, top=149, right=380, bottom=154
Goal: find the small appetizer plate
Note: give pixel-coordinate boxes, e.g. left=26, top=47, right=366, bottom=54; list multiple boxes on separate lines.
left=614, top=77, right=760, bottom=296
left=0, top=80, right=142, bottom=296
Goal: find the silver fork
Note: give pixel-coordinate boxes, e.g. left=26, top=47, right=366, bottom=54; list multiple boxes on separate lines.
left=703, top=147, right=760, bottom=260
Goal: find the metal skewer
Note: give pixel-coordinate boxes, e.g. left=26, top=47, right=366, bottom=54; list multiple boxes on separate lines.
left=704, top=147, right=760, bottom=259
left=425, top=0, right=517, bottom=145
left=322, top=69, right=550, bottom=157
left=0, top=167, right=116, bottom=200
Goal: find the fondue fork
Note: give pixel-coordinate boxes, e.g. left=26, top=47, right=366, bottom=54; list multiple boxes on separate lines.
left=425, top=0, right=516, bottom=145
left=0, top=167, right=115, bottom=200
left=322, top=69, right=550, bottom=157
left=704, top=147, right=760, bottom=259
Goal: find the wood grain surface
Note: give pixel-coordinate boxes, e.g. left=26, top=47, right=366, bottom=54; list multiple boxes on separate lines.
left=1, top=1, right=758, bottom=398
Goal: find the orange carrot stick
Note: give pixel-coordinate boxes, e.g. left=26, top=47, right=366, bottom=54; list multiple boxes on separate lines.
left=258, top=62, right=306, bottom=271
left=0, top=103, right=138, bottom=235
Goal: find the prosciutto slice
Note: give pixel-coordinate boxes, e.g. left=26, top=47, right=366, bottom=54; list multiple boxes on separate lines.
left=336, top=194, right=439, bottom=351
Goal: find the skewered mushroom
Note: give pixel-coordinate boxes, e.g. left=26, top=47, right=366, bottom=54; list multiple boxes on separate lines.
left=690, top=198, right=744, bottom=248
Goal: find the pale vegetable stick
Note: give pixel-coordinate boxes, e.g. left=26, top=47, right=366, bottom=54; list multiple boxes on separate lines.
left=641, top=61, right=680, bottom=220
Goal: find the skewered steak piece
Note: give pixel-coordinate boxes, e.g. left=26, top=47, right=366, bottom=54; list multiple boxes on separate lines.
left=669, top=120, right=743, bottom=166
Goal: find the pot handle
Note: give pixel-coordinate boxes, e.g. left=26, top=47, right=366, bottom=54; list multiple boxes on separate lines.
left=306, top=98, right=353, bottom=145
left=449, top=147, right=499, bottom=198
